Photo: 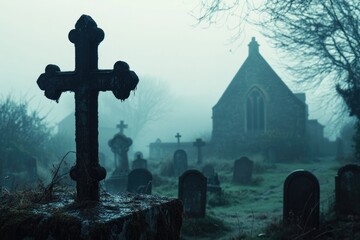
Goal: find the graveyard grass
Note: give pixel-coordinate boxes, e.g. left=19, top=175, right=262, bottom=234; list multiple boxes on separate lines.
left=153, top=156, right=349, bottom=239
left=2, top=156, right=358, bottom=239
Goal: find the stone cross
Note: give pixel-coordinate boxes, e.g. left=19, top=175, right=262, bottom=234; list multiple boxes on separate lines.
left=37, top=15, right=139, bottom=202
left=117, top=120, right=128, bottom=134
left=175, top=132, right=182, bottom=145
left=193, top=138, right=205, bottom=164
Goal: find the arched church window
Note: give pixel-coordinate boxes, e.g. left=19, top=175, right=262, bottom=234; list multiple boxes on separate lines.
left=246, top=89, right=265, bottom=132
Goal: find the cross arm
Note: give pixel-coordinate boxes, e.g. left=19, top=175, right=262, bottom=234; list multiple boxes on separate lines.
left=95, top=61, right=139, bottom=101
left=37, top=64, right=77, bottom=102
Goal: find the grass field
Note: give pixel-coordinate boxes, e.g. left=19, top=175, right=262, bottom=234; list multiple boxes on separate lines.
left=149, top=156, right=342, bottom=239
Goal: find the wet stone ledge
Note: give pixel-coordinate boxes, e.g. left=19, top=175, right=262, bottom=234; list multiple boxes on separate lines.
left=0, top=191, right=183, bottom=240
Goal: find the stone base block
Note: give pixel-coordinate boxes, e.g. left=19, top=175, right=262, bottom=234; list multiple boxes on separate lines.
left=0, top=191, right=183, bottom=240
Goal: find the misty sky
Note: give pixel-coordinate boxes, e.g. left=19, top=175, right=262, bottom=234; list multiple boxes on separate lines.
left=0, top=0, right=339, bottom=153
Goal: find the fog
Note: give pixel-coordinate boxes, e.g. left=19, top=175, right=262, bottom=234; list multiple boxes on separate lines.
left=0, top=0, right=339, bottom=155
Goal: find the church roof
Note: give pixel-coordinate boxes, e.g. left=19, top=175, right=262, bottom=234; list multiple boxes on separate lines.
left=213, top=37, right=305, bottom=110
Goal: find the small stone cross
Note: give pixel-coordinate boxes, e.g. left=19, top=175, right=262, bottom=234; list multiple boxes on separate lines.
left=117, top=120, right=128, bottom=134
left=37, top=15, right=139, bottom=202
left=175, top=132, right=182, bottom=145
left=193, top=138, right=206, bottom=164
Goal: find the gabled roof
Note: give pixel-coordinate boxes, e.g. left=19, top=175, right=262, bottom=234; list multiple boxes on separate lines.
left=213, top=37, right=305, bottom=110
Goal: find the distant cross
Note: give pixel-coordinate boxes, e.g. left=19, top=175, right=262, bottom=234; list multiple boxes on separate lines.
left=37, top=15, right=139, bottom=202
left=175, top=132, right=182, bottom=145
left=117, top=120, right=128, bottom=134
left=193, top=138, right=206, bottom=164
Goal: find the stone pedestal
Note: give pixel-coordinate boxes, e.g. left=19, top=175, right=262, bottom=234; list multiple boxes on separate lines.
left=0, top=192, right=183, bottom=240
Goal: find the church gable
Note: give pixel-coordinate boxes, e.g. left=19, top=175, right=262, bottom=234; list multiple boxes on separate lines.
left=211, top=37, right=307, bottom=157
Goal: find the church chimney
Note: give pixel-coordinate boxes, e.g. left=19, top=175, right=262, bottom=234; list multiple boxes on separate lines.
left=248, top=37, right=259, bottom=55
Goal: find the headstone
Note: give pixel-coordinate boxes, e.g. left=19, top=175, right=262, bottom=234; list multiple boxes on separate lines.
left=37, top=15, right=139, bottom=201
left=173, top=149, right=188, bottom=177
left=202, top=164, right=221, bottom=193
left=283, top=170, right=320, bottom=231
left=127, top=169, right=153, bottom=194
left=193, top=138, right=206, bottom=164
left=132, top=151, right=147, bottom=170
left=232, top=156, right=253, bottom=184
left=178, top=169, right=207, bottom=218
left=108, top=134, right=133, bottom=173
left=106, top=133, right=133, bottom=192
left=335, top=164, right=360, bottom=215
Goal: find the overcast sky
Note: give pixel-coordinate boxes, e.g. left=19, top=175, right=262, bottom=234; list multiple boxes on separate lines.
left=0, top=0, right=340, bottom=153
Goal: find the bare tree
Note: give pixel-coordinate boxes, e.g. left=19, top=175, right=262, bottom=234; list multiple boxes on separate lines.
left=100, top=76, right=174, bottom=142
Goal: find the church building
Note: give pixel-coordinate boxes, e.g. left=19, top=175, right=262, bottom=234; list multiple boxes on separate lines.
left=211, top=37, right=308, bottom=159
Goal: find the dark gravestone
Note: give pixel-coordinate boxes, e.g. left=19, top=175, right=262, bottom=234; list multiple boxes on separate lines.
left=193, top=138, right=206, bottom=164
left=37, top=15, right=138, bottom=201
left=173, top=149, right=188, bottom=177
left=178, top=169, right=207, bottom=218
left=132, top=152, right=147, bottom=170
left=127, top=169, right=152, bottom=194
left=283, top=170, right=320, bottom=231
left=335, top=164, right=360, bottom=215
left=232, top=156, right=253, bottom=184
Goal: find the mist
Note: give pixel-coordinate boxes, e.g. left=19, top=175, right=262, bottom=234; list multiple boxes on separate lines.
left=1, top=0, right=337, bottom=157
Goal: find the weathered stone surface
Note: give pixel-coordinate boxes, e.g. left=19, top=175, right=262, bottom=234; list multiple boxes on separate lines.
left=0, top=192, right=182, bottom=240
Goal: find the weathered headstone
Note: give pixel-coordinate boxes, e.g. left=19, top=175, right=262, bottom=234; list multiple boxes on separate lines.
left=37, top=15, right=138, bottom=201
left=173, top=149, right=188, bottom=177
left=127, top=168, right=152, bottom=194
left=283, top=170, right=320, bottom=231
left=106, top=133, right=133, bottom=192
left=232, top=156, right=253, bottom=184
left=193, top=138, right=206, bottom=164
left=178, top=169, right=207, bottom=218
left=202, top=164, right=221, bottom=193
left=108, top=133, right=133, bottom=173
left=335, top=164, right=360, bottom=215
left=132, top=151, right=147, bottom=170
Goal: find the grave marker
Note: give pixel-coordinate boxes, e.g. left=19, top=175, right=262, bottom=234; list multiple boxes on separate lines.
left=116, top=120, right=128, bottom=134
left=335, top=164, right=360, bottom=215
left=132, top=151, right=147, bottom=170
left=127, top=169, right=152, bottom=194
left=37, top=15, right=139, bottom=201
left=178, top=169, right=207, bottom=218
left=173, top=149, right=188, bottom=177
left=175, top=132, right=182, bottom=145
left=202, top=164, right=221, bottom=194
left=283, top=170, right=320, bottom=231
left=193, top=138, right=206, bottom=164
left=232, top=156, right=253, bottom=184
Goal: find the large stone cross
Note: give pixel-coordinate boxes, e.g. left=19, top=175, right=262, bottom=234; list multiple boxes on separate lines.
left=37, top=15, right=139, bottom=202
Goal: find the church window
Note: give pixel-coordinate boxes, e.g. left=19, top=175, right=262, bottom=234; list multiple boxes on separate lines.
left=246, top=89, right=265, bottom=132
